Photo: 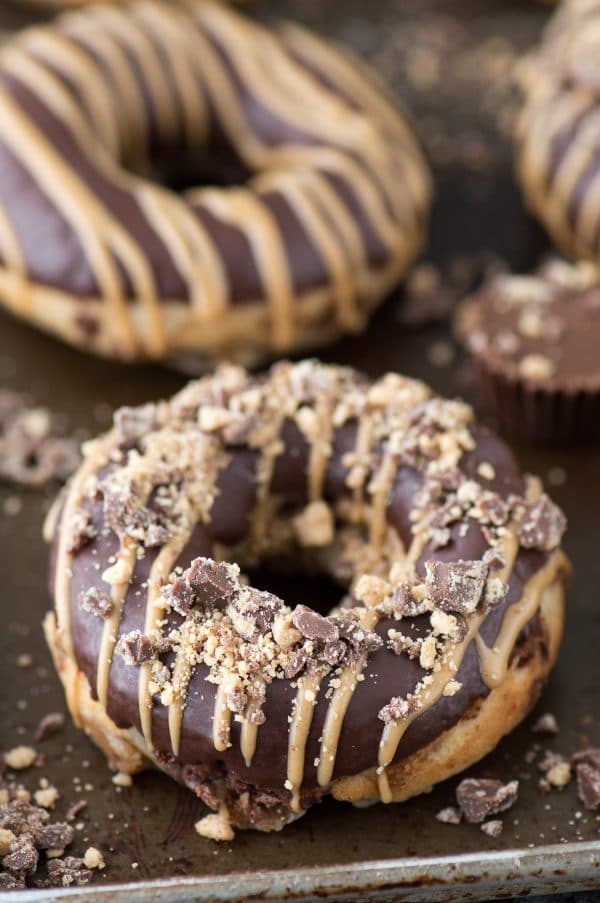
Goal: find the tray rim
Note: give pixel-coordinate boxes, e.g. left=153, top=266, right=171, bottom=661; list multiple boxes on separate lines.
left=11, top=839, right=600, bottom=902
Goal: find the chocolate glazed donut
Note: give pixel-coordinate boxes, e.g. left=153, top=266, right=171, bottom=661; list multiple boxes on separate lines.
left=517, top=0, right=600, bottom=261
left=0, top=1, right=430, bottom=365
left=44, top=361, right=569, bottom=837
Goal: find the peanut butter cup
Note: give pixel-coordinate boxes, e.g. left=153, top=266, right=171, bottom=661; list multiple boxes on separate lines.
left=457, top=259, right=600, bottom=445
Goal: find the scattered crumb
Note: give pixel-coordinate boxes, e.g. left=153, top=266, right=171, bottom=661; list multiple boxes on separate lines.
left=435, top=806, right=462, bottom=824
left=427, top=339, right=456, bottom=368
left=195, top=811, right=235, bottom=842
left=83, top=847, right=105, bottom=870
left=34, top=784, right=59, bottom=809
left=16, top=653, right=32, bottom=668
left=532, top=713, right=559, bottom=735
left=112, top=772, right=132, bottom=788
left=481, top=819, right=503, bottom=838
left=4, top=746, right=37, bottom=770
left=34, top=712, right=65, bottom=743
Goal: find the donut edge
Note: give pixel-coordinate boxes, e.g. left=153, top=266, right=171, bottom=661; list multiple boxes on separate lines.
left=43, top=565, right=567, bottom=826
left=332, top=570, right=567, bottom=805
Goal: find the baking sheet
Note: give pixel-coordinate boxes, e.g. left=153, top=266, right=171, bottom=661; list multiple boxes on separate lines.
left=0, top=1, right=599, bottom=900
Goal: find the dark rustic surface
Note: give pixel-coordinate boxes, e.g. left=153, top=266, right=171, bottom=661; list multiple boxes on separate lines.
left=0, top=1, right=598, bottom=900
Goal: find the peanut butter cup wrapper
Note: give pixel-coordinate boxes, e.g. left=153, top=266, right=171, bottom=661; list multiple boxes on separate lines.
left=457, top=300, right=600, bottom=448
left=472, top=361, right=600, bottom=447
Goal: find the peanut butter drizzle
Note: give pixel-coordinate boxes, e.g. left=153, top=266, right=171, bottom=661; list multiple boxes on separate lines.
left=0, top=0, right=430, bottom=361
left=52, top=436, right=112, bottom=715
left=213, top=683, right=233, bottom=753
left=255, top=173, right=359, bottom=331
left=287, top=674, right=321, bottom=813
left=376, top=541, right=566, bottom=802
left=139, top=537, right=189, bottom=747
left=317, top=659, right=366, bottom=788
left=240, top=710, right=261, bottom=768
left=96, top=538, right=139, bottom=710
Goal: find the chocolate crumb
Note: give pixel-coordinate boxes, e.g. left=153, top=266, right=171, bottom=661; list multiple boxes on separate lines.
left=34, top=713, right=65, bottom=743
left=64, top=800, right=87, bottom=823
left=532, top=713, right=559, bottom=735
left=33, top=822, right=74, bottom=851
left=292, top=606, right=339, bottom=643
left=45, top=856, right=92, bottom=888
left=571, top=748, right=600, bottom=770
left=515, top=495, right=566, bottom=552
left=378, top=695, right=420, bottom=724
left=166, top=558, right=235, bottom=615
left=425, top=559, right=487, bottom=615
left=79, top=587, right=113, bottom=620
left=3, top=836, right=38, bottom=873
left=456, top=778, right=518, bottom=823
left=435, top=806, right=462, bottom=824
left=575, top=763, right=600, bottom=811
left=115, top=631, right=157, bottom=665
left=481, top=819, right=503, bottom=838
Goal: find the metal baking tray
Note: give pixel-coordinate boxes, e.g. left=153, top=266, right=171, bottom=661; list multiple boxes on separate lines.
left=1, top=1, right=599, bottom=900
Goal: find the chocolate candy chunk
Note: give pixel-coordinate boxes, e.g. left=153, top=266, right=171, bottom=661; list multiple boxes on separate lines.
left=2, top=836, right=38, bottom=873
left=515, top=494, right=566, bottom=551
left=46, top=857, right=92, bottom=888
left=79, top=587, right=113, bottom=619
left=575, top=763, right=600, bottom=811
left=33, top=822, right=74, bottom=851
left=378, top=695, right=420, bottom=724
left=0, top=872, right=24, bottom=889
left=334, top=617, right=383, bottom=655
left=168, top=558, right=235, bottom=615
left=425, top=559, right=488, bottom=615
left=531, top=712, right=559, bottom=735
left=571, top=747, right=600, bottom=769
left=320, top=639, right=347, bottom=667
left=221, top=412, right=258, bottom=446
left=66, top=509, right=96, bottom=553
left=115, top=631, right=156, bottom=665
left=34, top=712, right=65, bottom=743
left=284, top=649, right=307, bottom=680
left=456, top=778, right=519, bottom=823
left=391, top=583, right=430, bottom=618
left=482, top=547, right=506, bottom=572
left=292, top=606, right=339, bottom=642
left=233, top=589, right=282, bottom=635
left=435, top=806, right=462, bottom=824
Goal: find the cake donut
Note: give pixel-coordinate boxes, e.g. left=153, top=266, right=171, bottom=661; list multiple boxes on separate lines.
left=44, top=360, right=569, bottom=837
left=0, top=1, right=430, bottom=365
left=517, top=0, right=600, bottom=261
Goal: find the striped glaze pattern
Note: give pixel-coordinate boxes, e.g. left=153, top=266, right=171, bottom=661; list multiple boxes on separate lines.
left=0, top=0, right=431, bottom=363
left=517, top=0, right=600, bottom=261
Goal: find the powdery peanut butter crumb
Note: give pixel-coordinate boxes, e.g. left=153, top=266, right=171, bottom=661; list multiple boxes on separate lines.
left=293, top=501, right=334, bottom=548
left=112, top=772, right=133, bottom=788
left=0, top=828, right=16, bottom=856
left=34, top=785, right=59, bottom=809
left=354, top=574, right=389, bottom=609
left=83, top=847, right=105, bottom=870
left=477, top=462, right=495, bottom=481
left=546, top=761, right=572, bottom=789
left=195, top=811, right=235, bottom=842
left=4, top=745, right=37, bottom=770
left=518, top=353, right=555, bottom=382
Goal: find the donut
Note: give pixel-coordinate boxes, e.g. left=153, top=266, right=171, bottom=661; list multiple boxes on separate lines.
left=0, top=1, right=430, bottom=365
left=516, top=0, right=600, bottom=261
left=44, top=360, right=569, bottom=836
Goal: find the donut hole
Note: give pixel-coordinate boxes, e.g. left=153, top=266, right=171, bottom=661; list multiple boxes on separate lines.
left=243, top=563, right=345, bottom=619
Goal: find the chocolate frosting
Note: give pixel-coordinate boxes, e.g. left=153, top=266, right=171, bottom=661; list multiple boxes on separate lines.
left=0, top=1, right=430, bottom=361
left=48, top=363, right=566, bottom=808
